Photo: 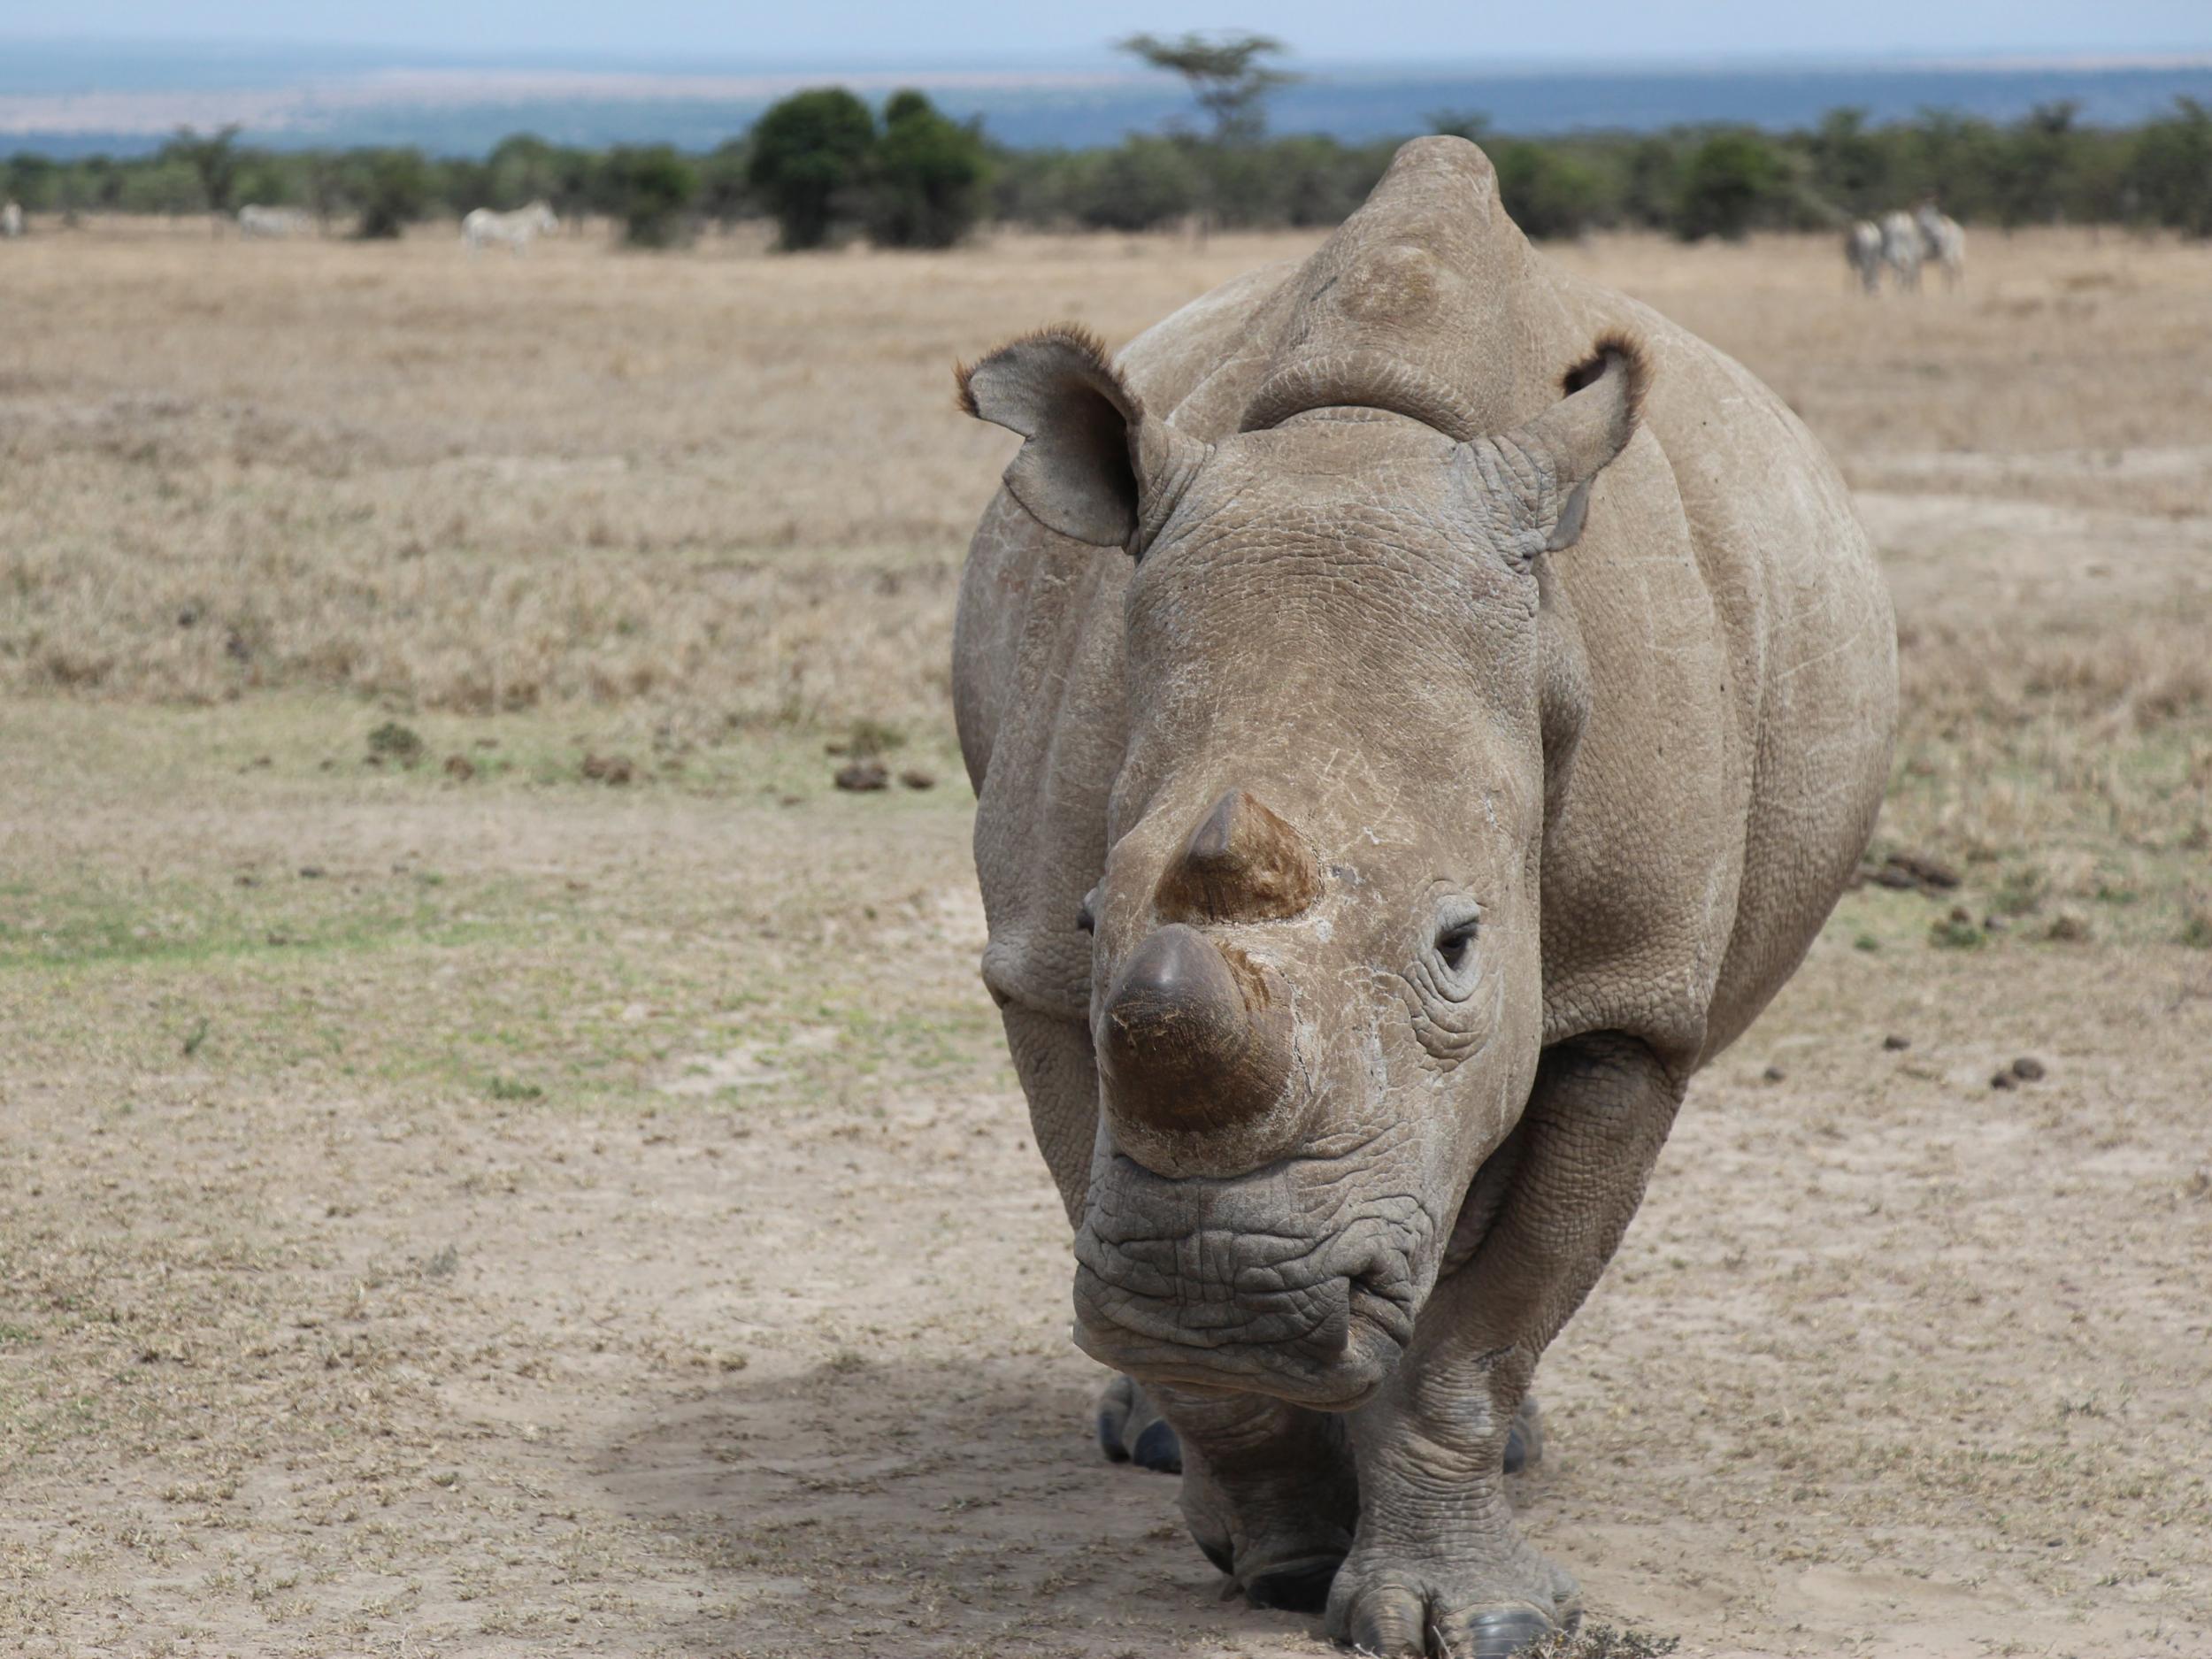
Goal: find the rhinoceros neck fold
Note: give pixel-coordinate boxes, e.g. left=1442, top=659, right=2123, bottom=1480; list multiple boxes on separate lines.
left=1230, top=134, right=1554, bottom=443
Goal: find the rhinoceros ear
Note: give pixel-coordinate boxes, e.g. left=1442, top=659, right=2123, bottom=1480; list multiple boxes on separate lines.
left=956, top=326, right=1208, bottom=553
left=1465, top=332, right=1652, bottom=561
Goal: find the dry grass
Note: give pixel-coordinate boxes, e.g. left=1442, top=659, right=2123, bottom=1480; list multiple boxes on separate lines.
left=0, top=220, right=1313, bottom=728
left=7, top=218, right=2207, bottom=920
left=2, top=217, right=2208, bottom=1656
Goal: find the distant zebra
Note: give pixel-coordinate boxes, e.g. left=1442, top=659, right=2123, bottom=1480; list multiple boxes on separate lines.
left=463, top=201, right=558, bottom=256
left=1879, top=211, right=1922, bottom=293
left=237, top=204, right=311, bottom=239
left=0, top=201, right=22, bottom=239
left=1916, top=204, right=1966, bottom=289
left=1844, top=219, right=1883, bottom=294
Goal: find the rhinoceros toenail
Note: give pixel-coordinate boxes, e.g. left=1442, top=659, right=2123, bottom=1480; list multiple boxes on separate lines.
left=1468, top=1608, right=1555, bottom=1659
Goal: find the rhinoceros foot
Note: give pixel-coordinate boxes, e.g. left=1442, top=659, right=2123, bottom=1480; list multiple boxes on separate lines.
left=1325, top=1506, right=1581, bottom=1658
left=1095, top=1372, right=1182, bottom=1472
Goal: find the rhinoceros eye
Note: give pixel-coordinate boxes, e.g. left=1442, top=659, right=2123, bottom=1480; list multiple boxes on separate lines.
left=1434, top=917, right=1479, bottom=972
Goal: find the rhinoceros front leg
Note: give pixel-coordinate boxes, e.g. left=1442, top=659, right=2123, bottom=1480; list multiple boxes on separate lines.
left=995, top=1002, right=1100, bottom=1225
left=1327, top=1033, right=1685, bottom=1658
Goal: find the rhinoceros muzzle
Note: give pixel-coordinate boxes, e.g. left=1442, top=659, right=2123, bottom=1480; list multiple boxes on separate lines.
left=1071, top=1151, right=1431, bottom=1409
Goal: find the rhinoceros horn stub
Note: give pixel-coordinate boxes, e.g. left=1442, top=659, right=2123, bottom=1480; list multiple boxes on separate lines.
left=1097, top=923, right=1294, bottom=1140
left=1154, top=789, right=1323, bottom=924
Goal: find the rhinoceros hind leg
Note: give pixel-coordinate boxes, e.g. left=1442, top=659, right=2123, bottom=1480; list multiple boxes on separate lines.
left=1161, top=1385, right=1359, bottom=1611
left=1095, top=1373, right=1182, bottom=1472
left=1096, top=1381, right=1506, bottom=1490
left=1501, top=1394, right=1543, bottom=1475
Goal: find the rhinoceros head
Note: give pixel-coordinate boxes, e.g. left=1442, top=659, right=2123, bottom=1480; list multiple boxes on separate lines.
left=958, top=139, right=1651, bottom=1408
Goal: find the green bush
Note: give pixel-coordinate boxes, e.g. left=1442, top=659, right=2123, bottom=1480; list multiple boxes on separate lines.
left=1674, top=131, right=1786, bottom=241
left=117, top=159, right=206, bottom=216
left=696, top=138, right=754, bottom=224
left=1494, top=142, right=1606, bottom=240
left=2128, top=97, right=2212, bottom=237
left=1620, top=137, right=1683, bottom=229
left=159, top=125, right=241, bottom=217
left=1805, top=108, right=1886, bottom=219
left=747, top=88, right=876, bottom=250
left=485, top=133, right=562, bottom=210
left=605, top=144, right=699, bottom=248
left=865, top=90, right=990, bottom=249
left=8, top=99, right=2206, bottom=249
left=352, top=149, right=433, bottom=239
left=1076, top=135, right=1203, bottom=231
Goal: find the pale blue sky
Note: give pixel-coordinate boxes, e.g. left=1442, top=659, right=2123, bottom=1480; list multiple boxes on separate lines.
left=9, top=0, right=2212, bottom=64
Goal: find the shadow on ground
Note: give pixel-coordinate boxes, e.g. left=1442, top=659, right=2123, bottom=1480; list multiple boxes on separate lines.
left=593, top=1354, right=1354, bottom=1657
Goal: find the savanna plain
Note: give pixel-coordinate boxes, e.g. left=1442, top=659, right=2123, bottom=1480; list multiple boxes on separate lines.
left=1, top=218, right=2208, bottom=1659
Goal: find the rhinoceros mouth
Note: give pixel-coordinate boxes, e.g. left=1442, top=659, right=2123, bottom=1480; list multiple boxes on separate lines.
left=1071, top=1266, right=1411, bottom=1409
left=1070, top=1155, right=1431, bottom=1409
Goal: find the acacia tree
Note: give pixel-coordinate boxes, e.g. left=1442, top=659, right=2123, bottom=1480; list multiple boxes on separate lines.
left=1118, top=32, right=1294, bottom=235
left=1118, top=32, right=1292, bottom=145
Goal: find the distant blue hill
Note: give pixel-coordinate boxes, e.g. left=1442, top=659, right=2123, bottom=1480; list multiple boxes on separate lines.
left=3, top=41, right=2209, bottom=157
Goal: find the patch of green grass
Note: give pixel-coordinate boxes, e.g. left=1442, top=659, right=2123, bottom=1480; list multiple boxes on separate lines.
left=365, top=720, right=425, bottom=766
left=1929, top=913, right=1986, bottom=950
left=0, top=695, right=999, bottom=1114
left=0, top=878, right=504, bottom=973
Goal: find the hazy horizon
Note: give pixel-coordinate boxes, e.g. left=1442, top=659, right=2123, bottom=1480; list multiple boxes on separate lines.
left=5, top=25, right=2210, bottom=157
left=8, top=0, right=2212, bottom=65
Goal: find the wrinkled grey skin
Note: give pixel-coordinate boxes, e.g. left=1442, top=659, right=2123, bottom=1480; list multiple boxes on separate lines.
left=951, top=139, right=1895, bottom=1656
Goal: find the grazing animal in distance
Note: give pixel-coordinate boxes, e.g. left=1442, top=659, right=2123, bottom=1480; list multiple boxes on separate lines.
left=236, top=204, right=310, bottom=239
left=1845, top=219, right=1883, bottom=294
left=1916, top=203, right=1966, bottom=289
left=1880, top=209, right=1923, bottom=293
left=463, top=201, right=559, bottom=256
left=952, top=135, right=1895, bottom=1656
left=0, top=201, right=22, bottom=239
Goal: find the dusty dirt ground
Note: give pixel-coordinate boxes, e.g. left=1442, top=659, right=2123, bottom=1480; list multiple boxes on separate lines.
left=2, top=219, right=2208, bottom=1659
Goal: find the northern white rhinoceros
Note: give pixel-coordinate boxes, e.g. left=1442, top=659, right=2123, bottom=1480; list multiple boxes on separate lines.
left=951, top=137, right=1895, bottom=1657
